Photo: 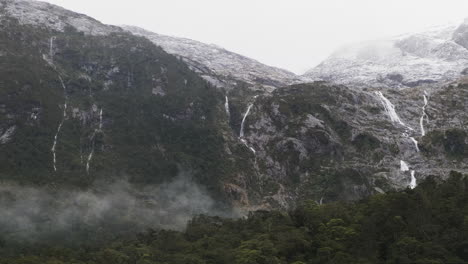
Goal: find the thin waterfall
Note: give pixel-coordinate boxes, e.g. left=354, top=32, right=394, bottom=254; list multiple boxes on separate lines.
left=225, top=96, right=230, bottom=117
left=239, top=96, right=258, bottom=154
left=45, top=37, right=69, bottom=172
left=401, top=160, right=417, bottom=189
left=420, top=91, right=429, bottom=136
left=87, top=108, right=104, bottom=174
left=375, top=91, right=407, bottom=127
left=400, top=160, right=410, bottom=171
left=409, top=171, right=417, bottom=189
left=409, top=137, right=420, bottom=152
left=375, top=91, right=420, bottom=189
left=99, top=108, right=103, bottom=130
left=49, top=36, right=56, bottom=60
left=51, top=76, right=68, bottom=172
left=86, top=133, right=95, bottom=174
left=240, top=104, right=254, bottom=138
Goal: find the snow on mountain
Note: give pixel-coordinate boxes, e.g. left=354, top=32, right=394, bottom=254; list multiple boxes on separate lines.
left=1, top=0, right=121, bottom=35
left=121, top=26, right=306, bottom=91
left=304, top=21, right=468, bottom=88
left=2, top=0, right=303, bottom=91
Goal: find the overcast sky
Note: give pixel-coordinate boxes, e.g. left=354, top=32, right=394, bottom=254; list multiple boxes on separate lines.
left=42, top=0, right=468, bottom=74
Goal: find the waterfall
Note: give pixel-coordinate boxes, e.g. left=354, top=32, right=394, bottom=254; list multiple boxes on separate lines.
left=51, top=76, right=68, bottom=172
left=409, top=137, right=420, bottom=152
left=240, top=104, right=254, bottom=138
left=375, top=91, right=420, bottom=190
left=401, top=161, right=417, bottom=189
left=87, top=108, right=104, bottom=174
left=51, top=102, right=67, bottom=172
left=375, top=91, right=413, bottom=131
left=400, top=160, right=410, bottom=171
left=409, top=170, right=417, bottom=189
left=239, top=96, right=258, bottom=154
left=240, top=139, right=256, bottom=154
left=225, top=96, right=230, bottom=117
left=49, top=36, right=56, bottom=60
left=375, top=91, right=405, bottom=126
left=86, top=134, right=95, bottom=174
left=99, top=108, right=103, bottom=130
left=420, top=91, right=429, bottom=136
left=44, top=39, right=70, bottom=172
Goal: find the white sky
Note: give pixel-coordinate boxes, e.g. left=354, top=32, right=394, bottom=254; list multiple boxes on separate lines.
left=42, top=0, right=468, bottom=74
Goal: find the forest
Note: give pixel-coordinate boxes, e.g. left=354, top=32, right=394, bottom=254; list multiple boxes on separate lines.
left=0, top=172, right=466, bottom=264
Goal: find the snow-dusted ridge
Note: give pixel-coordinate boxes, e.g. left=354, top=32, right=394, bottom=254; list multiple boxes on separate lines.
left=1, top=0, right=307, bottom=91
left=305, top=21, right=468, bottom=88
left=121, top=25, right=307, bottom=90
left=2, top=0, right=121, bottom=35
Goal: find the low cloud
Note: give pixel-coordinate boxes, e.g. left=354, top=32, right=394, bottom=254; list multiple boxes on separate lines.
left=0, top=174, right=231, bottom=244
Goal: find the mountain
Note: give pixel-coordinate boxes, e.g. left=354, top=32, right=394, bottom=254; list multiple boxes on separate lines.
left=304, top=20, right=468, bottom=88
left=121, top=26, right=305, bottom=91
left=2, top=0, right=303, bottom=92
left=0, top=0, right=233, bottom=198
left=0, top=0, right=467, bottom=217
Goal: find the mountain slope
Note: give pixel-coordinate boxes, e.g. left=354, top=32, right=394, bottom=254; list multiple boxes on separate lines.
left=1, top=0, right=467, bottom=214
left=0, top=0, right=237, bottom=197
left=304, top=21, right=468, bottom=88
left=121, top=25, right=305, bottom=91
left=2, top=0, right=303, bottom=92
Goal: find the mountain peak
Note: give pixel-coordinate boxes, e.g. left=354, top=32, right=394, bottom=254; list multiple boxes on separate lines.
left=2, top=0, right=120, bottom=35
left=304, top=19, right=468, bottom=88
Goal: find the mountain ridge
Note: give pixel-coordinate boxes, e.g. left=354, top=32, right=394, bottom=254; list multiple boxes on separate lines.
left=1, top=0, right=307, bottom=91
left=304, top=19, right=468, bottom=88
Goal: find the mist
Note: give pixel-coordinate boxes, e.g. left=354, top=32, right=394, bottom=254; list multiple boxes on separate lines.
left=0, top=174, right=232, bottom=244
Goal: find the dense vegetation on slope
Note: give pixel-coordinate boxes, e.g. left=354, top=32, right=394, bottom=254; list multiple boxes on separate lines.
left=0, top=14, right=246, bottom=199
left=1, top=173, right=466, bottom=264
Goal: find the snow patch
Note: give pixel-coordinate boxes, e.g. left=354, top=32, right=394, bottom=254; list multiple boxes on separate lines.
left=306, top=22, right=468, bottom=88
left=122, top=25, right=305, bottom=89
left=4, top=0, right=119, bottom=36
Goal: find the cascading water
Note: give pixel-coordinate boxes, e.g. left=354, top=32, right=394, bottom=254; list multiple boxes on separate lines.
left=86, top=108, right=104, bottom=174
left=375, top=91, right=420, bottom=189
left=239, top=96, right=258, bottom=154
left=375, top=91, right=412, bottom=130
left=99, top=108, right=103, bottom=131
left=409, top=137, right=420, bottom=152
left=240, top=104, right=253, bottom=138
left=225, top=96, right=230, bottom=117
left=420, top=91, right=429, bottom=136
left=409, top=171, right=417, bottom=189
left=51, top=103, right=66, bottom=172
left=401, top=160, right=417, bottom=189
left=49, top=36, right=56, bottom=60
left=86, top=134, right=95, bottom=174
left=400, top=160, right=410, bottom=171
left=44, top=36, right=70, bottom=172
left=51, top=76, right=68, bottom=172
